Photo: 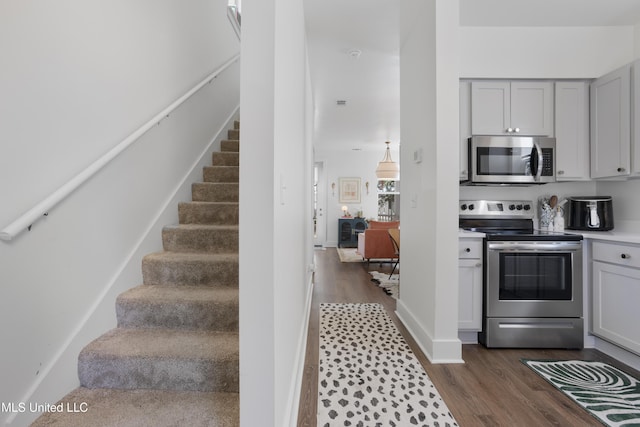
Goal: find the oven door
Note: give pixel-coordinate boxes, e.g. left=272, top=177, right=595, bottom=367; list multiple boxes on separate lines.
left=486, top=241, right=583, bottom=318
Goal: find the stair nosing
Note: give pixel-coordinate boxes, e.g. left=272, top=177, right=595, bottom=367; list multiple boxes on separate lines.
left=80, top=328, right=239, bottom=360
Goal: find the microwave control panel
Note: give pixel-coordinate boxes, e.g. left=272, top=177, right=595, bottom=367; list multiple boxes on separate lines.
left=541, top=148, right=554, bottom=176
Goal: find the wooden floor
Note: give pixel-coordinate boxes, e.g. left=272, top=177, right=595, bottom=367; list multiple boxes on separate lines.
left=297, top=247, right=640, bottom=426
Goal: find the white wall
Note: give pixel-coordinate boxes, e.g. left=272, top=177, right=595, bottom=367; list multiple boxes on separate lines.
left=397, top=0, right=462, bottom=363
left=0, top=2, right=240, bottom=425
left=239, top=0, right=314, bottom=425
left=460, top=26, right=635, bottom=79
left=0, top=0, right=239, bottom=228
left=596, top=180, right=640, bottom=229
left=314, top=147, right=399, bottom=247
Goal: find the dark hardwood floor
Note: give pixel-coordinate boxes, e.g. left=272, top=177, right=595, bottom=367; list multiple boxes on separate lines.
left=297, top=247, right=640, bottom=426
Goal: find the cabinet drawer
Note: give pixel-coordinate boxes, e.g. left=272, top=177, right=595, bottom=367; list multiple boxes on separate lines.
left=459, top=240, right=483, bottom=259
left=592, top=241, right=640, bottom=268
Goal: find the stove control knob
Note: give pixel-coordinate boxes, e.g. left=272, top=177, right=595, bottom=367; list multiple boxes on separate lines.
left=468, top=204, right=475, bottom=211
left=516, top=204, right=523, bottom=210
left=508, top=204, right=516, bottom=211
left=523, top=204, right=531, bottom=211
left=460, top=204, right=467, bottom=211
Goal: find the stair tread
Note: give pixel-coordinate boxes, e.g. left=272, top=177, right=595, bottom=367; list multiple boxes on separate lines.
left=194, top=181, right=239, bottom=186
left=144, top=251, right=239, bottom=262
left=163, top=223, right=239, bottom=231
left=30, top=387, right=238, bottom=427
left=81, top=328, right=238, bottom=360
left=119, top=285, right=238, bottom=304
left=180, top=201, right=238, bottom=206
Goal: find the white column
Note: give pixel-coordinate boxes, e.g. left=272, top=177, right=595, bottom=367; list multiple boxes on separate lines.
left=396, top=0, right=462, bottom=363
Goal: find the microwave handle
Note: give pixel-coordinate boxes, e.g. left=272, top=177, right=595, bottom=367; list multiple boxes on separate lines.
left=531, top=142, right=543, bottom=181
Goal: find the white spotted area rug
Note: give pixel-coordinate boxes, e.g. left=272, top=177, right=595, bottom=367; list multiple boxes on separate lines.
left=317, top=303, right=458, bottom=427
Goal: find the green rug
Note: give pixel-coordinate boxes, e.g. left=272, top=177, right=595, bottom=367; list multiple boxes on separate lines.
left=523, top=359, right=640, bottom=426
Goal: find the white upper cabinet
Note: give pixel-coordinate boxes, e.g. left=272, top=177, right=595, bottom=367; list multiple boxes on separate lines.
left=554, top=82, right=590, bottom=181
left=632, top=61, right=640, bottom=176
left=590, top=63, right=631, bottom=179
left=471, top=81, right=554, bottom=136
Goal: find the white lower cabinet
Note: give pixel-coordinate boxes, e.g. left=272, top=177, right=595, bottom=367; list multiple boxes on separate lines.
left=458, top=239, right=483, bottom=331
left=591, top=241, right=640, bottom=355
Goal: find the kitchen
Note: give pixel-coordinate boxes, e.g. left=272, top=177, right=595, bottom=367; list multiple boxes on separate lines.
left=457, top=64, right=640, bottom=373
left=308, top=0, right=640, bottom=376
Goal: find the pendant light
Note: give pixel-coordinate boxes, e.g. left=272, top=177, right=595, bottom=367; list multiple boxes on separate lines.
left=375, top=141, right=399, bottom=180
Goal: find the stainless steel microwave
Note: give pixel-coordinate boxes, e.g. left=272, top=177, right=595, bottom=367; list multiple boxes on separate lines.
left=468, top=136, right=556, bottom=184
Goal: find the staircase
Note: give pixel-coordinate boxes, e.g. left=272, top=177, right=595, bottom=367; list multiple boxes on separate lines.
left=31, top=122, right=240, bottom=427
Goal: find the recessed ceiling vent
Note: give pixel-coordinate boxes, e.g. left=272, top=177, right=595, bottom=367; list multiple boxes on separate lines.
left=348, top=49, right=362, bottom=59
left=336, top=100, right=347, bottom=106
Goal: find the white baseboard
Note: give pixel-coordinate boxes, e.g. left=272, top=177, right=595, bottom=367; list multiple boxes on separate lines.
left=593, top=336, right=640, bottom=373
left=458, top=331, right=479, bottom=345
left=396, top=299, right=464, bottom=364
left=285, top=274, right=315, bottom=427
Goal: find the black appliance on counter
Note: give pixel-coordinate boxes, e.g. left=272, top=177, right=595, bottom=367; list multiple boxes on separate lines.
left=459, top=199, right=584, bottom=349
left=567, top=196, right=614, bottom=231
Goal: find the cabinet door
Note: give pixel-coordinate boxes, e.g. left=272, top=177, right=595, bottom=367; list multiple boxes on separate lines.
left=510, top=82, right=554, bottom=136
left=555, top=82, right=590, bottom=181
left=459, top=81, right=471, bottom=181
left=592, top=260, right=640, bottom=355
left=458, top=258, right=483, bottom=331
left=471, top=81, right=510, bottom=135
left=338, top=219, right=352, bottom=247
left=632, top=60, right=640, bottom=176
left=590, top=64, right=631, bottom=178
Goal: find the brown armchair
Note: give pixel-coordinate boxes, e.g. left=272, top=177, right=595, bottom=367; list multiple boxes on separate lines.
left=356, top=221, right=400, bottom=263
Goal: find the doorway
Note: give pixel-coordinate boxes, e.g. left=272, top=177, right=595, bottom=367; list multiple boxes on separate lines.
left=313, top=162, right=327, bottom=247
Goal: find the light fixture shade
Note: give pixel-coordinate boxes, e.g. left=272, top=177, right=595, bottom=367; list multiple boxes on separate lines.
left=376, top=141, right=400, bottom=180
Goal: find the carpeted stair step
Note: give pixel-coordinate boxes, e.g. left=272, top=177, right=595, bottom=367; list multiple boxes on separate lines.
left=227, top=128, right=239, bottom=140
left=78, top=328, right=239, bottom=392
left=212, top=151, right=239, bottom=166
left=203, top=165, right=239, bottom=183
left=30, top=388, right=238, bottom=427
left=162, top=224, right=238, bottom=253
left=178, top=201, right=238, bottom=225
left=142, top=252, right=238, bottom=286
left=116, top=285, right=239, bottom=331
left=221, top=139, right=239, bottom=152
left=191, top=182, right=238, bottom=202
left=31, top=120, right=242, bottom=427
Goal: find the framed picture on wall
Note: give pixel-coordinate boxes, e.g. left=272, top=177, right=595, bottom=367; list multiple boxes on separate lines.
left=339, top=177, right=361, bottom=203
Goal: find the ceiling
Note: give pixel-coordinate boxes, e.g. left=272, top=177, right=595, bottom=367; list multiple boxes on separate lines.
left=304, top=0, right=640, bottom=152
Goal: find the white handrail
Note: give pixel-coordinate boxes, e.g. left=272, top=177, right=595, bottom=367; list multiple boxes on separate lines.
left=0, top=53, right=240, bottom=242
left=227, top=5, right=241, bottom=40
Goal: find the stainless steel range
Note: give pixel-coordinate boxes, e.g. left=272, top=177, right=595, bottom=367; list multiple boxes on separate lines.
left=459, top=200, right=584, bottom=349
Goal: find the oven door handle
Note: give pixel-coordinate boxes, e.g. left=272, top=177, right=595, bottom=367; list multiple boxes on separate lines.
left=487, top=241, right=582, bottom=251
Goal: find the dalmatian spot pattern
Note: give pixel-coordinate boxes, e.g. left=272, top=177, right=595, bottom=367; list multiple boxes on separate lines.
left=317, top=303, right=459, bottom=427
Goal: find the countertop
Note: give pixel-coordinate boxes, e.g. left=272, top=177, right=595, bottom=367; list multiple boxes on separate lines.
left=573, top=230, right=640, bottom=245
left=458, top=229, right=485, bottom=238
